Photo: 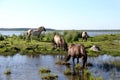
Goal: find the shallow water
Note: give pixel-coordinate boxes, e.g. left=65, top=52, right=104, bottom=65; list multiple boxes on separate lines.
left=0, top=54, right=120, bottom=80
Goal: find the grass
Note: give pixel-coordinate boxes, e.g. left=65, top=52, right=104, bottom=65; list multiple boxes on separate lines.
left=75, top=64, right=82, bottom=70
left=41, top=73, right=58, bottom=80
left=0, top=34, right=120, bottom=56
left=64, top=68, right=72, bottom=75
left=39, top=67, right=51, bottom=73
left=55, top=60, right=70, bottom=65
left=63, top=66, right=103, bottom=80
left=39, top=66, right=58, bottom=80
left=4, top=69, right=11, bottom=75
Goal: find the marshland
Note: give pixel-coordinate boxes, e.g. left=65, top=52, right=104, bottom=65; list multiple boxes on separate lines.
left=0, top=29, right=120, bottom=80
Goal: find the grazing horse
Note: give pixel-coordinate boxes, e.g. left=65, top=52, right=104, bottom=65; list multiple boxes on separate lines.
left=53, top=34, right=68, bottom=51
left=82, top=32, right=88, bottom=42
left=26, top=26, right=46, bottom=40
left=65, top=44, right=87, bottom=68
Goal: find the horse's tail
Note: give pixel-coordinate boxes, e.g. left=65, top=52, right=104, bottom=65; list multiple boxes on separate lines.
left=65, top=55, right=71, bottom=62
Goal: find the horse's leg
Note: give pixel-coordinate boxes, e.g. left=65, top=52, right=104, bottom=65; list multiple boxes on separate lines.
left=72, top=57, right=76, bottom=75
left=27, top=34, right=31, bottom=41
left=59, top=43, right=62, bottom=51
left=85, top=37, right=87, bottom=42
left=72, top=57, right=75, bottom=65
left=86, top=37, right=87, bottom=41
left=52, top=43, right=57, bottom=50
left=82, top=37, right=84, bottom=42
left=77, top=57, right=79, bottom=64
left=82, top=56, right=87, bottom=68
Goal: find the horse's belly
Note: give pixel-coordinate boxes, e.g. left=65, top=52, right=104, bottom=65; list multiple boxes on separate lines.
left=32, top=31, right=39, bottom=36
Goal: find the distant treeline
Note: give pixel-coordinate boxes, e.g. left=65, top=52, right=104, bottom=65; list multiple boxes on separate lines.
left=0, top=28, right=120, bottom=32
left=0, top=28, right=55, bottom=31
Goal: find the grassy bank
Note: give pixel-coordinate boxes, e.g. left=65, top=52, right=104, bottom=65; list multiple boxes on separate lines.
left=0, top=32, right=120, bottom=56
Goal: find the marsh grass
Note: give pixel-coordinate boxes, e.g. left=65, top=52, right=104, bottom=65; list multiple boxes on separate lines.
left=64, top=68, right=72, bottom=75
left=41, top=73, right=58, bottom=80
left=39, top=67, right=51, bottom=73
left=4, top=69, right=11, bottom=75
left=55, top=61, right=70, bottom=65
left=0, top=33, right=120, bottom=56
left=83, top=69, right=103, bottom=80
left=39, top=66, right=58, bottom=80
left=75, top=64, right=82, bottom=70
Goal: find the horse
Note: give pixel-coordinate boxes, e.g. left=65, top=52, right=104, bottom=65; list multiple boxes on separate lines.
left=82, top=32, right=88, bottom=42
left=53, top=34, right=68, bottom=51
left=26, top=26, right=46, bottom=40
left=65, top=43, right=87, bottom=68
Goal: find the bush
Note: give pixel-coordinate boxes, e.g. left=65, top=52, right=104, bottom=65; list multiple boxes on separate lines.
left=0, top=34, right=5, bottom=41
left=40, top=31, right=59, bottom=42
left=63, top=30, right=82, bottom=42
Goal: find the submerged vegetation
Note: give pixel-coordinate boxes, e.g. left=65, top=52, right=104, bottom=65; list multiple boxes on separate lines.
left=39, top=67, right=51, bottom=73
left=0, top=30, right=120, bottom=56
left=4, top=68, right=11, bottom=75
left=39, top=67, right=58, bottom=80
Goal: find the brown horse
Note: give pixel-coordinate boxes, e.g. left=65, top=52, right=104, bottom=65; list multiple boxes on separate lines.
left=82, top=32, right=88, bottom=42
left=65, top=43, right=87, bottom=68
left=26, top=26, right=46, bottom=40
left=53, top=34, right=68, bottom=51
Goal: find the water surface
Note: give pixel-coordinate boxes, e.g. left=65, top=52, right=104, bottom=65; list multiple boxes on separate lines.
left=0, top=54, right=120, bottom=80
left=0, top=30, right=120, bottom=37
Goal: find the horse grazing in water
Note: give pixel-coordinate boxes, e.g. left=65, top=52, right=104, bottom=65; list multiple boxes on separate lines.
left=26, top=26, right=46, bottom=40
left=82, top=32, right=88, bottom=42
left=65, top=43, right=87, bottom=68
left=53, top=34, right=68, bottom=51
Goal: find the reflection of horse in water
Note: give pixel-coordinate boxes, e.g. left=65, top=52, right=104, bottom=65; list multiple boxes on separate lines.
left=65, top=43, right=87, bottom=68
left=53, top=34, right=68, bottom=51
left=26, top=26, right=46, bottom=40
left=66, top=65, right=85, bottom=79
left=82, top=32, right=88, bottom=42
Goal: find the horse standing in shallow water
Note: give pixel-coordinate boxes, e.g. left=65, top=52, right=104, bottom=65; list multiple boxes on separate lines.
left=53, top=34, right=68, bottom=51
left=82, top=32, right=88, bottom=42
left=26, top=26, right=46, bottom=40
left=65, top=43, right=87, bottom=68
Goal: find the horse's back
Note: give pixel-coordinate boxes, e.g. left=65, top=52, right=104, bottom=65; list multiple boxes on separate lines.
left=54, top=34, right=61, bottom=44
left=68, top=44, right=86, bottom=57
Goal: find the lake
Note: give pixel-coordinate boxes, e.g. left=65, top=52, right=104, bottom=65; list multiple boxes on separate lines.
left=0, top=54, right=120, bottom=80
left=0, top=30, right=120, bottom=37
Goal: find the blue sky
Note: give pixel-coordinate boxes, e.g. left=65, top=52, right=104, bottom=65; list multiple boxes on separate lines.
left=0, top=0, right=120, bottom=30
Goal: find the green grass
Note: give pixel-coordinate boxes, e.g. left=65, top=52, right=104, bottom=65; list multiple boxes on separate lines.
left=0, top=34, right=120, bottom=56
left=64, top=68, right=72, bottom=75
left=39, top=67, right=51, bottom=73
left=55, top=61, right=70, bottom=65
left=41, top=73, right=58, bottom=80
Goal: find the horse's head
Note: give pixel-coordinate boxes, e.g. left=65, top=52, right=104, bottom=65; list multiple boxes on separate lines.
left=38, top=26, right=46, bottom=32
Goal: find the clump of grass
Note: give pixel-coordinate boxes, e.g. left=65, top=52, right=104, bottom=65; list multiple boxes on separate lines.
left=39, top=67, right=51, bottom=73
left=4, top=69, right=11, bottom=75
left=64, top=68, right=72, bottom=75
left=41, top=73, right=58, bottom=80
left=55, top=61, right=70, bottom=65
left=75, top=64, right=81, bottom=70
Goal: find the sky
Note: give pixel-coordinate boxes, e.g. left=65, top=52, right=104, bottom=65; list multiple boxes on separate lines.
left=0, top=0, right=120, bottom=30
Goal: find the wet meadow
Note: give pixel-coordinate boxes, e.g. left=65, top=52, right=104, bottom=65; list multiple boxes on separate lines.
left=0, top=29, right=120, bottom=80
